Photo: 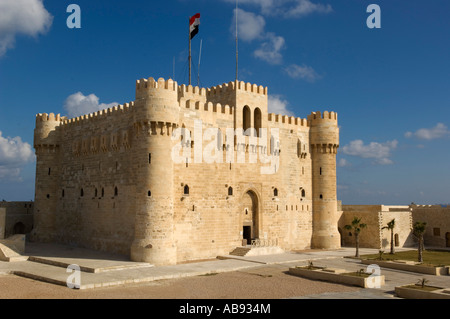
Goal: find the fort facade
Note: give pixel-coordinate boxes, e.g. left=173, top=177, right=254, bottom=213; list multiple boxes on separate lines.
left=31, top=77, right=341, bottom=266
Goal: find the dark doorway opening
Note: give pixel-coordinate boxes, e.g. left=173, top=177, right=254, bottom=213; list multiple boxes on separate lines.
left=13, top=222, right=25, bottom=234
left=243, top=226, right=251, bottom=245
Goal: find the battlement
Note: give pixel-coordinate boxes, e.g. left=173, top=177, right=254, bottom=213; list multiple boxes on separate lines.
left=307, top=111, right=338, bottom=123
left=136, top=77, right=177, bottom=92
left=61, top=102, right=135, bottom=127
left=180, top=99, right=234, bottom=116
left=206, top=80, right=267, bottom=98
left=36, top=113, right=64, bottom=123
left=268, top=113, right=308, bottom=128
left=179, top=84, right=207, bottom=97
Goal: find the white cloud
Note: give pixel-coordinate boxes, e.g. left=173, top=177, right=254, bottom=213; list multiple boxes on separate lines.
left=284, top=64, right=321, bottom=82
left=253, top=32, right=286, bottom=64
left=405, top=123, right=450, bottom=140
left=231, top=8, right=266, bottom=42
left=283, top=0, right=332, bottom=18
left=0, top=131, right=35, bottom=181
left=342, top=139, right=398, bottom=165
left=224, top=0, right=332, bottom=18
left=231, top=8, right=285, bottom=64
left=337, top=158, right=351, bottom=167
left=0, top=0, right=53, bottom=57
left=64, top=92, right=118, bottom=119
left=268, top=94, right=294, bottom=116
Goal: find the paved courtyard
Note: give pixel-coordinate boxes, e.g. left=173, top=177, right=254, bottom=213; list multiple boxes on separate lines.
left=1, top=243, right=449, bottom=300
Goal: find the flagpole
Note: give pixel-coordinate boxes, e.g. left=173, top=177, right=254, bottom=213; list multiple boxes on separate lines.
left=198, top=39, right=202, bottom=87
left=189, top=16, right=192, bottom=86
left=236, top=0, right=238, bottom=82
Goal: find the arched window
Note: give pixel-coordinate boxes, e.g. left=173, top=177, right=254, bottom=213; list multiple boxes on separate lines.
left=228, top=186, right=233, bottom=196
left=273, top=188, right=278, bottom=197
left=243, top=105, right=251, bottom=132
left=184, top=185, right=190, bottom=195
left=148, top=190, right=152, bottom=197
left=114, top=187, right=118, bottom=196
left=101, top=188, right=104, bottom=197
left=80, top=188, right=84, bottom=197
left=95, top=188, right=98, bottom=197
left=254, top=107, right=262, bottom=137
left=301, top=189, right=306, bottom=197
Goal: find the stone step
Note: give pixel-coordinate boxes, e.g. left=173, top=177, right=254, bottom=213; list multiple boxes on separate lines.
left=229, top=247, right=251, bottom=256
left=0, top=243, right=27, bottom=262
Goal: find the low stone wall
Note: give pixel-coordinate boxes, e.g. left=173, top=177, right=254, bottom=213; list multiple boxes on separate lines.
left=288, top=266, right=385, bottom=288
left=395, top=285, right=450, bottom=299
left=361, top=259, right=449, bottom=276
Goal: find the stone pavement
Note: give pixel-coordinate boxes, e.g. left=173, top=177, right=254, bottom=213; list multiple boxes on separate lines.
left=0, top=242, right=449, bottom=298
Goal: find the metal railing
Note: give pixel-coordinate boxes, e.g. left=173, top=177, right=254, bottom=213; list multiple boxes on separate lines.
left=251, top=238, right=278, bottom=248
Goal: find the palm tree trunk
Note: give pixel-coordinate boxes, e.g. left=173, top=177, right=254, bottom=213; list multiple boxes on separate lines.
left=418, top=236, right=423, bottom=263
left=390, top=230, right=395, bottom=254
left=355, top=233, right=360, bottom=257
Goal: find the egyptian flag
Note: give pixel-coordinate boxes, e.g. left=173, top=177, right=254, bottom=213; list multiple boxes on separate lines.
left=190, top=13, right=200, bottom=40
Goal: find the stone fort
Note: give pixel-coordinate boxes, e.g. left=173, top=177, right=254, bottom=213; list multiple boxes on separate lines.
left=30, top=76, right=343, bottom=266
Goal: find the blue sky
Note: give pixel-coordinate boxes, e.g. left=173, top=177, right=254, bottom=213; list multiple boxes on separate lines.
left=0, top=0, right=449, bottom=204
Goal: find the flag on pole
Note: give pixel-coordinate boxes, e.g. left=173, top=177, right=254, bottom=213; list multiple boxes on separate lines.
left=189, top=13, right=200, bottom=39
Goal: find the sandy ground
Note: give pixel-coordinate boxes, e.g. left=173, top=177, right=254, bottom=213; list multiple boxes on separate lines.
left=0, top=264, right=358, bottom=299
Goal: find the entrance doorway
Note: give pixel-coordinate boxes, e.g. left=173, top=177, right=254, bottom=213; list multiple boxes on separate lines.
left=446, top=232, right=450, bottom=247
left=241, top=190, right=259, bottom=244
left=243, top=226, right=251, bottom=245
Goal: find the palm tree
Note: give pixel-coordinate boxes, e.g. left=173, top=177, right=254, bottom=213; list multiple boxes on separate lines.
left=382, top=218, right=396, bottom=254
left=344, top=217, right=367, bottom=257
left=413, top=221, right=427, bottom=263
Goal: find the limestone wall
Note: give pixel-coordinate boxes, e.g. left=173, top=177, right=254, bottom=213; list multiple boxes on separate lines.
left=411, top=205, right=450, bottom=248
left=340, top=205, right=413, bottom=249
left=32, top=76, right=340, bottom=265
left=0, top=202, right=34, bottom=238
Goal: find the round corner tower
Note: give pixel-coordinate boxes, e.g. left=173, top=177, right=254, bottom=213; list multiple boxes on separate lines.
left=130, top=77, right=179, bottom=266
left=309, top=111, right=341, bottom=249
left=30, top=113, right=62, bottom=242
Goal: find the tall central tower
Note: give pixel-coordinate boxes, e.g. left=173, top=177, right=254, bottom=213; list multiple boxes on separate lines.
left=309, top=111, right=341, bottom=249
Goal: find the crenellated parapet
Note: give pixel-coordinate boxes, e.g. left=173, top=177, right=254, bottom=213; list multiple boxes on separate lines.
left=180, top=99, right=234, bottom=116
left=308, top=111, right=339, bottom=148
left=135, top=77, right=178, bottom=100
left=34, top=113, right=64, bottom=149
left=307, top=111, right=338, bottom=123
left=61, top=102, right=135, bottom=127
left=268, top=113, right=308, bottom=128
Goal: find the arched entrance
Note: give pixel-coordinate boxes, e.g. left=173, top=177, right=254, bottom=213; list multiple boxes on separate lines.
left=13, top=222, right=25, bottom=234
left=241, top=190, right=259, bottom=245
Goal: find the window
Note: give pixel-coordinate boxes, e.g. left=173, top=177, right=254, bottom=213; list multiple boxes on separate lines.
left=48, top=167, right=51, bottom=175
left=301, top=189, right=306, bottom=197
left=320, top=167, right=322, bottom=175
left=62, top=189, right=65, bottom=198
left=243, top=105, right=251, bottom=132
left=320, top=194, right=323, bottom=199
left=114, top=187, right=118, bottom=196
left=148, top=153, right=152, bottom=164
left=433, top=228, right=440, bottom=236
left=273, top=188, right=278, bottom=197
left=101, top=188, right=104, bottom=197
left=148, top=190, right=152, bottom=197
left=95, top=188, right=98, bottom=197
left=184, top=185, right=189, bottom=195
left=80, top=188, right=84, bottom=197
left=228, top=186, right=233, bottom=196
left=254, top=108, right=261, bottom=137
